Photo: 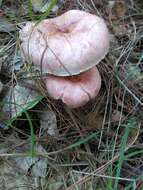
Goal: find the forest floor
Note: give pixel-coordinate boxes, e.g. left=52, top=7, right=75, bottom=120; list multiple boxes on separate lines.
left=0, top=0, right=143, bottom=189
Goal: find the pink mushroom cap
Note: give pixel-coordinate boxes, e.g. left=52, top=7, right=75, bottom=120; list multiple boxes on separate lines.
left=19, top=10, right=109, bottom=76
left=45, top=67, right=101, bottom=108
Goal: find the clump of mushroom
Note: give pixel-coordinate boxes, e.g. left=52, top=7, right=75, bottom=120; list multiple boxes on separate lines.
left=19, top=10, right=109, bottom=108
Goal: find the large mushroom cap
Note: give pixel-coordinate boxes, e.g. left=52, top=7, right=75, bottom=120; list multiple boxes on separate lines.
left=20, top=10, right=109, bottom=76
left=45, top=67, right=101, bottom=108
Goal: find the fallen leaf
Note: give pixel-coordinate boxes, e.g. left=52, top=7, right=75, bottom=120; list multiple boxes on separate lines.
left=2, top=82, right=43, bottom=122
left=13, top=143, right=48, bottom=177
left=39, top=109, right=58, bottom=136
left=10, top=52, right=25, bottom=71
left=0, top=161, right=39, bottom=190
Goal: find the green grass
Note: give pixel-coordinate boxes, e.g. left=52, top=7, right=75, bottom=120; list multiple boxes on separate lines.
left=113, top=120, right=137, bottom=190
left=101, top=119, right=139, bottom=190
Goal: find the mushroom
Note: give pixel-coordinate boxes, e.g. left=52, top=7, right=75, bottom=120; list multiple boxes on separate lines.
left=20, top=10, right=109, bottom=108
left=45, top=67, right=101, bottom=108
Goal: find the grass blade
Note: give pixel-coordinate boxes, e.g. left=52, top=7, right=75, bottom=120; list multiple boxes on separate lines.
left=114, top=120, right=137, bottom=189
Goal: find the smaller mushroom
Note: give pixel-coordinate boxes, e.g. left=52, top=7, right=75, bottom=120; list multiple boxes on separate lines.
left=20, top=10, right=109, bottom=108
left=46, top=67, right=101, bottom=108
